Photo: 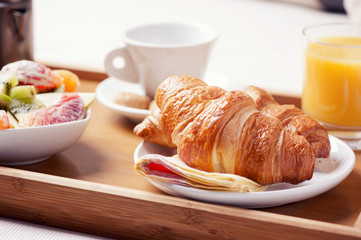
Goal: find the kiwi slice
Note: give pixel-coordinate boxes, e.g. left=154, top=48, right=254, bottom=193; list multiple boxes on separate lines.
left=8, top=98, right=45, bottom=121
left=7, top=111, right=19, bottom=128
left=0, top=72, right=18, bottom=95
left=0, top=93, right=12, bottom=109
left=9, top=85, right=36, bottom=103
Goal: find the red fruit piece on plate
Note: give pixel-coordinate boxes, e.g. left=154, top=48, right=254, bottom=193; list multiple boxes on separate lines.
left=19, top=94, right=85, bottom=127
left=1, top=60, right=61, bottom=93
left=0, top=110, right=10, bottom=130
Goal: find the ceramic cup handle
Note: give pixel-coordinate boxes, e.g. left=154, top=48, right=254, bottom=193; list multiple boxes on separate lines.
left=104, top=47, right=137, bottom=83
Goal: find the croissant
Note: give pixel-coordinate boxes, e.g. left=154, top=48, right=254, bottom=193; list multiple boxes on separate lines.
left=244, top=86, right=330, bottom=158
left=134, top=76, right=329, bottom=185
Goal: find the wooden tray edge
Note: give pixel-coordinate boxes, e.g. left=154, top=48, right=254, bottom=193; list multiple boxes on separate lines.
left=1, top=166, right=360, bottom=239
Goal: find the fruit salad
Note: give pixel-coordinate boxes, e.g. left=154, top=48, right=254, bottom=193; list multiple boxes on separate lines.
left=0, top=60, right=94, bottom=130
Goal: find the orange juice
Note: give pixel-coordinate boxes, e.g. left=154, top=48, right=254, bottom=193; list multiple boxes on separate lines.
left=302, top=36, right=361, bottom=127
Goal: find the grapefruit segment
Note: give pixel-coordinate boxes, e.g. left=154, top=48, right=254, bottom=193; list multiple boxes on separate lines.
left=1, top=60, right=60, bottom=93
left=37, top=92, right=95, bottom=109
left=18, top=94, right=86, bottom=127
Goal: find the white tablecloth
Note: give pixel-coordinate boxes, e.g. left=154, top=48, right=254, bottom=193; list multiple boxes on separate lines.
left=0, top=217, right=111, bottom=240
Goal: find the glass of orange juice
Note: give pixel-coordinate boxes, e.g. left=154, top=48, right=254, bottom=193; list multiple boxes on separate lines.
left=302, top=23, right=361, bottom=149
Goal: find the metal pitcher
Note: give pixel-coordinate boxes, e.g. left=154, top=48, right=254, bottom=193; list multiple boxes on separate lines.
left=0, top=0, right=33, bottom=68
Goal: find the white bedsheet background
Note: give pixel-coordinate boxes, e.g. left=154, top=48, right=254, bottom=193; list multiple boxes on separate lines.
left=33, top=0, right=350, bottom=96
left=344, top=0, right=361, bottom=22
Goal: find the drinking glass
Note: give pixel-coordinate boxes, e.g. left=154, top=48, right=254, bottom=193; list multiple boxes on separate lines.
left=302, top=23, right=361, bottom=150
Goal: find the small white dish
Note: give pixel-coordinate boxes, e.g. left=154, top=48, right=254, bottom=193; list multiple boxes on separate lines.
left=95, top=72, right=230, bottom=122
left=0, top=110, right=91, bottom=166
left=134, top=135, right=355, bottom=208
left=96, top=77, right=150, bottom=122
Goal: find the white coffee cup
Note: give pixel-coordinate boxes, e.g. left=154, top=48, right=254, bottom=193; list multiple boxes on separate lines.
left=104, top=21, right=219, bottom=98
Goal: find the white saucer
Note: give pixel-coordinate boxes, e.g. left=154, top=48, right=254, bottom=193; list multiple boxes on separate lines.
left=95, top=72, right=231, bottom=122
left=96, top=78, right=150, bottom=122
left=134, top=135, right=355, bottom=208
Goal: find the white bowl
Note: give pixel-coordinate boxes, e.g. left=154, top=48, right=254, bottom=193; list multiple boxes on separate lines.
left=0, top=109, right=91, bottom=166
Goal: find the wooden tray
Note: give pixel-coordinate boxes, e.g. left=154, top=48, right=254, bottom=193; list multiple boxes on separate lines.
left=0, top=75, right=360, bottom=239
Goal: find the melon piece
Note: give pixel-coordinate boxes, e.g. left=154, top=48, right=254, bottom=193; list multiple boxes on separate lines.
left=51, top=69, right=80, bottom=92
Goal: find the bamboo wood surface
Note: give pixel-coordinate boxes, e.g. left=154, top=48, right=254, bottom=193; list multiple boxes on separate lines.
left=0, top=78, right=360, bottom=239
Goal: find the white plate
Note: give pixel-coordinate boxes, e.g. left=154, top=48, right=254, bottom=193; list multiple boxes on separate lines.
left=0, top=110, right=91, bottom=166
left=95, top=72, right=230, bottom=122
left=134, top=135, right=355, bottom=208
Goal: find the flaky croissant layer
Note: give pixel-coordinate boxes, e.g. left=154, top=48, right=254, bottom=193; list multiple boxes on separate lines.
left=134, top=75, right=330, bottom=185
